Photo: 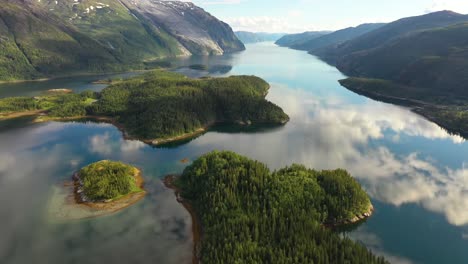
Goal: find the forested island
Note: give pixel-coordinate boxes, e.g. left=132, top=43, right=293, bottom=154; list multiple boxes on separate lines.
left=55, top=160, right=148, bottom=218
left=0, top=71, right=289, bottom=145
left=171, top=151, right=384, bottom=264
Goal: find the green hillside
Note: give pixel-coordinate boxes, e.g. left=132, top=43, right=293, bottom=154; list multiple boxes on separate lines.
left=0, top=0, right=244, bottom=81
left=316, top=11, right=468, bottom=64
left=337, top=23, right=468, bottom=96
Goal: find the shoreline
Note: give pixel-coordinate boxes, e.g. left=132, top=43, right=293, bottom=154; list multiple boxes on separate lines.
left=0, top=62, right=182, bottom=85
left=341, top=82, right=468, bottom=139
left=0, top=110, right=46, bottom=120
left=2, top=110, right=289, bottom=146
left=31, top=114, right=208, bottom=146
left=163, top=175, right=201, bottom=264
left=324, top=204, right=374, bottom=228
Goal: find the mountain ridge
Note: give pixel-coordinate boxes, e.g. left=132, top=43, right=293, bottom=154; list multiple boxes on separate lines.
left=315, top=10, right=468, bottom=64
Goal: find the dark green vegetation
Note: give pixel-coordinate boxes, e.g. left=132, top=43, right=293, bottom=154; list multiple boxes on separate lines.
left=235, top=31, right=286, bottom=44
left=0, top=0, right=243, bottom=81
left=275, top=31, right=331, bottom=47
left=89, top=71, right=289, bottom=140
left=0, top=90, right=97, bottom=118
left=177, top=151, right=382, bottom=264
left=76, top=160, right=142, bottom=201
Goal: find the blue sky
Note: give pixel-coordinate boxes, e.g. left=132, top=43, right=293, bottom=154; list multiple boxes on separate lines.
left=185, top=0, right=468, bottom=32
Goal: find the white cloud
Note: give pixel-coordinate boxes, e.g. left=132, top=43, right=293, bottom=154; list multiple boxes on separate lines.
left=224, top=16, right=316, bottom=33
left=88, top=133, right=146, bottom=156
left=89, top=132, right=113, bottom=155
left=425, top=0, right=468, bottom=14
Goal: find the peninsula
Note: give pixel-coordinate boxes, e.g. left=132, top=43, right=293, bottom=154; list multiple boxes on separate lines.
left=0, top=70, right=289, bottom=145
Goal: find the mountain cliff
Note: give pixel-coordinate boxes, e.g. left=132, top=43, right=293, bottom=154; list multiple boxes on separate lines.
left=0, top=0, right=244, bottom=81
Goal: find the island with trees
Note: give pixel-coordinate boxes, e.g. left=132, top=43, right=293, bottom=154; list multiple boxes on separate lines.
left=170, top=151, right=384, bottom=264
left=72, top=160, right=146, bottom=213
left=0, top=70, right=289, bottom=145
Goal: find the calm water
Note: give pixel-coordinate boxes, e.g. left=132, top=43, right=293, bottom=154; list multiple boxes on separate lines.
left=1, top=43, right=468, bottom=264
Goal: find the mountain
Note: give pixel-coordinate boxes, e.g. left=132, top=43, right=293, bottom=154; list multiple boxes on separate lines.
left=235, top=31, right=286, bottom=44
left=338, top=20, right=468, bottom=138
left=275, top=31, right=331, bottom=47
left=0, top=0, right=244, bottom=81
left=315, top=11, right=468, bottom=64
left=291, top=23, right=385, bottom=51
left=122, top=0, right=244, bottom=55
left=337, top=22, right=468, bottom=93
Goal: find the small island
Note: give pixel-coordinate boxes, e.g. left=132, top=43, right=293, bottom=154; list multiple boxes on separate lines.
left=47, top=160, right=146, bottom=221
left=0, top=70, right=289, bottom=146
left=168, top=151, right=386, bottom=264
left=74, top=160, right=145, bottom=204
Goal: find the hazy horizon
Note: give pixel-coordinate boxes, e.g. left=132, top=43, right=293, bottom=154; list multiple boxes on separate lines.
left=183, top=0, right=468, bottom=33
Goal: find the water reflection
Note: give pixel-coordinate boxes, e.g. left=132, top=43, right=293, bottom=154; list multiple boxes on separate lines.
left=0, top=123, right=192, bottom=264
left=185, top=83, right=468, bottom=227
left=2, top=43, right=468, bottom=264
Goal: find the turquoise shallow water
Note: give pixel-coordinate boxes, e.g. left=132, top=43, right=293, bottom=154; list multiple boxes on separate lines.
left=1, top=43, right=468, bottom=264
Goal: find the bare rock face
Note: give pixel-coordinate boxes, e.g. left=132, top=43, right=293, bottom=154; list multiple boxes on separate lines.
left=119, top=0, right=245, bottom=55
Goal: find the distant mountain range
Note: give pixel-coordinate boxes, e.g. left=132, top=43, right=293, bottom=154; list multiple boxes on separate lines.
left=275, top=31, right=331, bottom=47
left=315, top=10, right=468, bottom=65
left=291, top=23, right=385, bottom=51
left=235, top=31, right=286, bottom=44
left=0, top=0, right=244, bottom=81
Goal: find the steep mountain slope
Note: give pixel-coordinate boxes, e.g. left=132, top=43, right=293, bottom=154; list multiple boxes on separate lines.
left=275, top=31, right=330, bottom=47
left=316, top=11, right=468, bottom=64
left=235, top=31, right=285, bottom=44
left=120, top=0, right=244, bottom=55
left=337, top=22, right=468, bottom=94
left=294, top=23, right=385, bottom=52
left=0, top=0, right=244, bottom=81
